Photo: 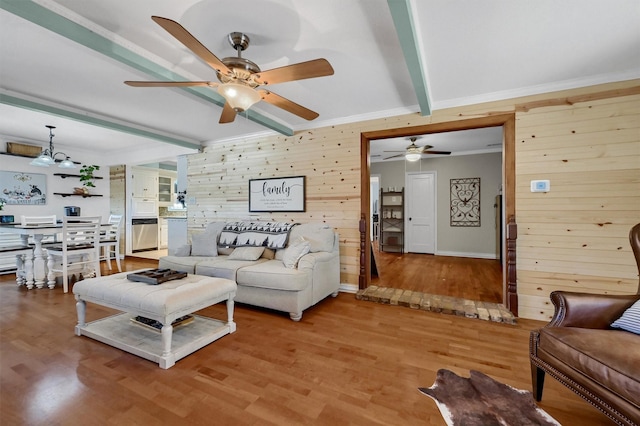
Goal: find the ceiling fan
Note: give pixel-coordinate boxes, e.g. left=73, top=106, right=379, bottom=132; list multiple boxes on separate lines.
left=124, top=16, right=334, bottom=124
left=382, top=137, right=451, bottom=161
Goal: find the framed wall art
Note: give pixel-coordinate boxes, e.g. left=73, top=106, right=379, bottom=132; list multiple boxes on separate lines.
left=450, top=177, right=480, bottom=227
left=0, top=171, right=47, bottom=205
left=249, top=176, right=305, bottom=212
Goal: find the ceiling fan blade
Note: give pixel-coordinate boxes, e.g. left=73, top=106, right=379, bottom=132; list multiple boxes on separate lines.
left=259, top=90, right=319, bottom=120
left=423, top=150, right=451, bottom=155
left=124, top=81, right=215, bottom=87
left=151, top=16, right=231, bottom=75
left=219, top=102, right=237, bottom=123
left=254, top=59, right=334, bottom=86
left=383, top=154, right=404, bottom=160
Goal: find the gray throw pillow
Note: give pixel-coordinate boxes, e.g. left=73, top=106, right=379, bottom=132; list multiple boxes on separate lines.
left=173, top=244, right=191, bottom=257
left=228, top=246, right=265, bottom=261
left=191, top=231, right=217, bottom=257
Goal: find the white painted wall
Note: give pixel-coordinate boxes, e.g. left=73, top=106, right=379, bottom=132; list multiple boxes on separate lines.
left=0, top=147, right=111, bottom=221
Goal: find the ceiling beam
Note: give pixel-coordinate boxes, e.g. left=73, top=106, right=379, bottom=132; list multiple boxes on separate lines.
left=387, top=0, right=432, bottom=116
left=0, top=0, right=294, bottom=137
left=0, top=91, right=202, bottom=150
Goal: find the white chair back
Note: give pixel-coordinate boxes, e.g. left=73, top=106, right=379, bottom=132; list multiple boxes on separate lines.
left=46, top=216, right=102, bottom=293
left=100, top=214, right=123, bottom=272
left=21, top=215, right=57, bottom=226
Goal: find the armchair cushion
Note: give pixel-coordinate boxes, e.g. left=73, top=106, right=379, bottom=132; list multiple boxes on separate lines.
left=611, top=300, right=640, bottom=334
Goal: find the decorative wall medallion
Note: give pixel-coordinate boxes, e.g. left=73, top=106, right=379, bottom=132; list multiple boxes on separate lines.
left=450, top=177, right=480, bottom=227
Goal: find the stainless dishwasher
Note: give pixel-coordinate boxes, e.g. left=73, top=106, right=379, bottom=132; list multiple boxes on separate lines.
left=131, top=218, right=158, bottom=252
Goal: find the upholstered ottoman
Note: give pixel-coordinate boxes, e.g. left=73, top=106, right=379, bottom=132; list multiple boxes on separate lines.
left=73, top=270, right=237, bottom=369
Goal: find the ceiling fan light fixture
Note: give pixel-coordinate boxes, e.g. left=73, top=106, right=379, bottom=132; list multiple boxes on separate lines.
left=405, top=152, right=421, bottom=162
left=218, top=83, right=261, bottom=112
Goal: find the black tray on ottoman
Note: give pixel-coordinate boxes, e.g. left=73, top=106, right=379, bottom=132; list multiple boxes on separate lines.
left=127, top=268, right=187, bottom=285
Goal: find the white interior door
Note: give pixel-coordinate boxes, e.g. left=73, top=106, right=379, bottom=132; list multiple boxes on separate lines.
left=406, top=172, right=436, bottom=253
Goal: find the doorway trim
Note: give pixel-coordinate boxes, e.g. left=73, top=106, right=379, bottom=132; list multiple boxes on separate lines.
left=359, top=114, right=517, bottom=314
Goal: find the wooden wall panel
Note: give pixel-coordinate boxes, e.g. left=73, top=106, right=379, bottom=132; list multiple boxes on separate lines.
left=185, top=80, right=640, bottom=318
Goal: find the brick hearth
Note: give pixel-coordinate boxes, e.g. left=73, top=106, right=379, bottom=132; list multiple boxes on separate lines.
left=355, top=286, right=517, bottom=324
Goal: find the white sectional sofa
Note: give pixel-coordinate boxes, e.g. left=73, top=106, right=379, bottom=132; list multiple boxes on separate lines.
left=159, top=221, right=340, bottom=321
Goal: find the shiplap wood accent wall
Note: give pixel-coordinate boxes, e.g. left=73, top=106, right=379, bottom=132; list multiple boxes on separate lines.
left=185, top=79, right=640, bottom=320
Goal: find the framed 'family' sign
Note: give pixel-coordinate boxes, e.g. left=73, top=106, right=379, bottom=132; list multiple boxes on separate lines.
left=249, top=176, right=305, bottom=212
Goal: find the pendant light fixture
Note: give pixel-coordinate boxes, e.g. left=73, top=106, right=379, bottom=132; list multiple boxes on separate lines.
left=30, top=125, right=76, bottom=168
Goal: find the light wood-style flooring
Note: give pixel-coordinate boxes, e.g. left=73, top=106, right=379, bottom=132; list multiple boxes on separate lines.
left=0, top=257, right=611, bottom=425
left=372, top=244, right=503, bottom=303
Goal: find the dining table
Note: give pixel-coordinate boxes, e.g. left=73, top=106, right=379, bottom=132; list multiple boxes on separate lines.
left=0, top=222, right=110, bottom=289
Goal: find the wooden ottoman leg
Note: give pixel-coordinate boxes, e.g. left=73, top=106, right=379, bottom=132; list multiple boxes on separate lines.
left=160, top=323, right=175, bottom=369
left=226, top=296, right=236, bottom=333
left=75, top=297, right=86, bottom=336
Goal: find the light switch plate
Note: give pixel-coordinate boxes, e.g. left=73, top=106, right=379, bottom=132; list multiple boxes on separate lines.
left=530, top=180, right=550, bottom=192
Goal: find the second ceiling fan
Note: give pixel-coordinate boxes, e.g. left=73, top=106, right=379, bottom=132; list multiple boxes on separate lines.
left=383, top=137, right=451, bottom=161
left=125, top=16, right=334, bottom=124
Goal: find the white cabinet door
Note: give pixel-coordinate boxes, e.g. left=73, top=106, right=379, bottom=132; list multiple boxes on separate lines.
left=132, top=169, right=158, bottom=199
left=159, top=218, right=168, bottom=249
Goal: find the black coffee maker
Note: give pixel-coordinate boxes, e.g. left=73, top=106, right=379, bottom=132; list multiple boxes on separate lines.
left=64, top=206, right=81, bottom=216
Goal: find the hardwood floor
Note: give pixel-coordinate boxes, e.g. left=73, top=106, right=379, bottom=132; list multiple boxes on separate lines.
left=371, top=243, right=503, bottom=304
left=0, top=257, right=611, bottom=425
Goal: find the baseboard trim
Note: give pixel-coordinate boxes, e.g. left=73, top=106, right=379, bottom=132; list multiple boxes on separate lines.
left=435, top=251, right=497, bottom=260
left=340, top=283, right=358, bottom=294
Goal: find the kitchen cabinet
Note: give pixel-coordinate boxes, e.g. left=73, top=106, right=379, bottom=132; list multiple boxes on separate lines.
left=167, top=217, right=187, bottom=251
left=159, top=218, right=168, bottom=249
left=158, top=176, right=173, bottom=206
left=132, top=168, right=158, bottom=199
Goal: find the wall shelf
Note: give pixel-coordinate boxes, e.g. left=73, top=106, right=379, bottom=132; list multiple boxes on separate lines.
left=53, top=173, right=103, bottom=179
left=53, top=193, right=103, bottom=198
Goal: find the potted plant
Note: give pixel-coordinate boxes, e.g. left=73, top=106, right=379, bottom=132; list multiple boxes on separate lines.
left=78, top=164, right=100, bottom=194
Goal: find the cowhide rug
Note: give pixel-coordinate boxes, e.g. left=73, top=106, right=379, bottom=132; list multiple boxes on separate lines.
left=419, top=369, right=561, bottom=426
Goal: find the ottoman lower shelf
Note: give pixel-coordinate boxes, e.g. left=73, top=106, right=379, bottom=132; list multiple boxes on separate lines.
left=76, top=313, right=232, bottom=369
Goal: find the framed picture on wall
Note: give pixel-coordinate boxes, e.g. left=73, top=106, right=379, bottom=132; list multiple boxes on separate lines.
left=249, top=176, right=305, bottom=212
left=0, top=171, right=47, bottom=205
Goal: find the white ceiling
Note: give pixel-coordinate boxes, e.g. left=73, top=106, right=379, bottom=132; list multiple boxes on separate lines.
left=1, top=0, right=639, bottom=165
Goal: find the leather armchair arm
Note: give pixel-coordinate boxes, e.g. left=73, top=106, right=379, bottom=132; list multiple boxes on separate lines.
left=547, top=291, right=639, bottom=329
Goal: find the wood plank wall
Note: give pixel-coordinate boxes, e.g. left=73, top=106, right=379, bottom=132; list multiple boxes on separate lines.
left=186, top=79, right=640, bottom=320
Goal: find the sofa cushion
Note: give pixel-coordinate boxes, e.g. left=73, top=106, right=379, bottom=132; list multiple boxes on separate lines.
left=539, top=327, right=640, bottom=406
left=195, top=258, right=268, bottom=281
left=289, top=223, right=335, bottom=253
left=158, top=255, right=217, bottom=274
left=611, top=300, right=640, bottom=335
left=282, top=238, right=311, bottom=268
left=228, top=246, right=265, bottom=261
left=236, top=260, right=311, bottom=291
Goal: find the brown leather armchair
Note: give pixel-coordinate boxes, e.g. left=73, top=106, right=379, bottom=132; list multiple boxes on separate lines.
left=530, top=224, right=640, bottom=426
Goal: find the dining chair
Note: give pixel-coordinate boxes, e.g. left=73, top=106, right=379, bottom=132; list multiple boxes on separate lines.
left=20, top=215, right=59, bottom=243
left=99, top=214, right=123, bottom=272
left=46, top=216, right=102, bottom=293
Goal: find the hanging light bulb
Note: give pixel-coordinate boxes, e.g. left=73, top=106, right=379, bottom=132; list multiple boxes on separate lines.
left=30, top=125, right=76, bottom=168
